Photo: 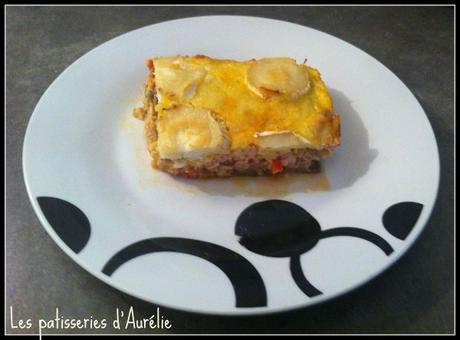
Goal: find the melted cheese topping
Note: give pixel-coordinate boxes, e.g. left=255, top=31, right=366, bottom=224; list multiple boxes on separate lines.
left=152, top=55, right=340, bottom=152
left=247, top=58, right=311, bottom=99
left=156, top=105, right=229, bottom=160
left=154, top=58, right=206, bottom=100
left=254, top=130, right=313, bottom=150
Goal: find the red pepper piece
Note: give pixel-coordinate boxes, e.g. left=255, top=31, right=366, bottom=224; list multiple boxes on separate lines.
left=272, top=158, right=283, bottom=174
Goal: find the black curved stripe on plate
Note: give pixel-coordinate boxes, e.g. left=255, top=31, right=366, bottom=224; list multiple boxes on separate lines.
left=290, top=255, right=322, bottom=297
left=382, top=202, right=424, bottom=240
left=102, top=237, right=267, bottom=308
left=37, top=197, right=91, bottom=253
left=319, top=227, right=394, bottom=256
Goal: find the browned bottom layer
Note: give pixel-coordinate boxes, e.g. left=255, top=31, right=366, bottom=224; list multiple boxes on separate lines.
left=155, top=146, right=321, bottom=178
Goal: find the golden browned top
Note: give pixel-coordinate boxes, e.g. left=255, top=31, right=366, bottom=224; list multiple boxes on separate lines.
left=150, top=55, right=340, bottom=154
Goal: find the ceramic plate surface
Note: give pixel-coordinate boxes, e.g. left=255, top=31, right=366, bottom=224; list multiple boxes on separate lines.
left=23, top=16, right=439, bottom=315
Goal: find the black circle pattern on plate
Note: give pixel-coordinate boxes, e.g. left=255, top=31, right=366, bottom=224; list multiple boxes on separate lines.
left=37, top=197, right=91, bottom=253
left=236, top=199, right=395, bottom=298
left=102, top=237, right=267, bottom=308
left=36, top=196, right=424, bottom=307
left=382, top=201, right=424, bottom=240
left=235, top=199, right=322, bottom=257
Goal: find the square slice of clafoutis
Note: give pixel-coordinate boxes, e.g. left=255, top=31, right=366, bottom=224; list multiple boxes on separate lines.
left=133, top=55, right=340, bottom=178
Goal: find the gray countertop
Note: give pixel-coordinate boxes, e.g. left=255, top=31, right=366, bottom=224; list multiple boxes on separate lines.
left=6, top=5, right=454, bottom=334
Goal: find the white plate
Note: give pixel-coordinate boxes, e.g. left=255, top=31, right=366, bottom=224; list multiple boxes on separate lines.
left=23, top=16, right=440, bottom=315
